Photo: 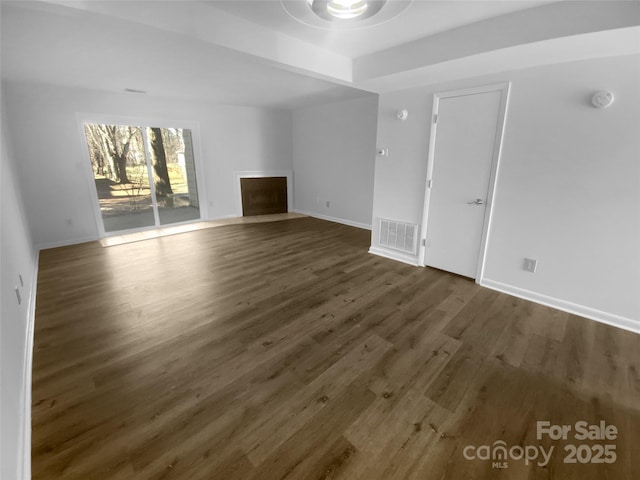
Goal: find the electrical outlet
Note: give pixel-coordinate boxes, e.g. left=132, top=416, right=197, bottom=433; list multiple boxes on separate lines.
left=523, top=258, right=537, bottom=273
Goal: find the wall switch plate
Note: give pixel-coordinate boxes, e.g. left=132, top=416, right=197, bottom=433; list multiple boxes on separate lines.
left=523, top=258, right=537, bottom=273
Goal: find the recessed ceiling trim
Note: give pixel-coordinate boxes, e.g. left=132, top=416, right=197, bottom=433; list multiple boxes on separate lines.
left=354, top=27, right=640, bottom=94
left=281, top=0, right=413, bottom=30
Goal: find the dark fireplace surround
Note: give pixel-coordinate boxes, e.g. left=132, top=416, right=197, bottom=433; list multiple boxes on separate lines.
left=240, top=176, right=288, bottom=216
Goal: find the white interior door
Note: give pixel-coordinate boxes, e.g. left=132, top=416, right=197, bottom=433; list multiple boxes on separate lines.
left=422, top=86, right=508, bottom=278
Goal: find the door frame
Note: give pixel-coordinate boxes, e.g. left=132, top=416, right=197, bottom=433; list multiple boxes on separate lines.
left=77, top=114, right=208, bottom=238
left=418, top=82, right=511, bottom=282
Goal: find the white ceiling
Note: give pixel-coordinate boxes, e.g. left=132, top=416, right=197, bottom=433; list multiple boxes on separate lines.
left=206, top=0, right=554, bottom=58
left=0, top=1, right=373, bottom=108
left=1, top=0, right=638, bottom=108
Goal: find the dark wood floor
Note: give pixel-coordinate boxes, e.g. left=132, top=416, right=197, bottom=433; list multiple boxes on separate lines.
left=32, top=217, right=640, bottom=479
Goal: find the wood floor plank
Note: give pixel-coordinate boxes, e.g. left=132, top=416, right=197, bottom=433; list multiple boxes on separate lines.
left=248, top=383, right=373, bottom=480
left=240, top=333, right=392, bottom=466
left=31, top=216, right=640, bottom=479
left=424, top=342, right=486, bottom=412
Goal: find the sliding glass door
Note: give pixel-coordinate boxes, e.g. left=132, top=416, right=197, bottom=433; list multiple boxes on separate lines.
left=84, top=123, right=200, bottom=234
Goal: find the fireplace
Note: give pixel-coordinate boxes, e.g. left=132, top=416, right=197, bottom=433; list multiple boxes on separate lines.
left=240, top=176, right=288, bottom=216
left=234, top=171, right=293, bottom=217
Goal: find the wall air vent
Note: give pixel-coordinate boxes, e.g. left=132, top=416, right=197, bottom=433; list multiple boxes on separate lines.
left=378, top=218, right=418, bottom=255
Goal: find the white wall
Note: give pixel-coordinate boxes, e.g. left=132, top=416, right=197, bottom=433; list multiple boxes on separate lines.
left=1, top=92, right=37, bottom=480
left=371, top=54, right=640, bottom=331
left=2, top=82, right=292, bottom=248
left=292, top=96, right=378, bottom=229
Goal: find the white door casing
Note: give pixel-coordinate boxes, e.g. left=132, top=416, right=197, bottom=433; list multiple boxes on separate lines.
left=419, top=83, right=511, bottom=279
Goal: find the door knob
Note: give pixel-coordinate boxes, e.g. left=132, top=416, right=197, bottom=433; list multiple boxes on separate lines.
left=466, top=198, right=485, bottom=205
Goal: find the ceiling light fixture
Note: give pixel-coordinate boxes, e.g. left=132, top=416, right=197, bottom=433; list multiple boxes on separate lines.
left=307, top=0, right=387, bottom=22
left=282, top=0, right=412, bottom=30
left=327, top=0, right=367, bottom=19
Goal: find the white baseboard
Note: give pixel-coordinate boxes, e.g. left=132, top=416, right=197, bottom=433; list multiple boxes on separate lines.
left=480, top=278, right=640, bottom=335
left=294, top=209, right=372, bottom=230
left=368, top=246, right=421, bottom=267
left=36, top=234, right=99, bottom=251
left=208, top=213, right=237, bottom=221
